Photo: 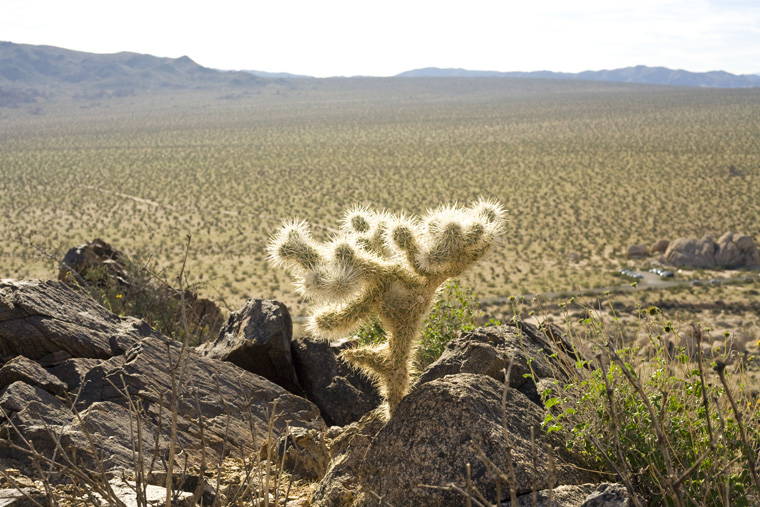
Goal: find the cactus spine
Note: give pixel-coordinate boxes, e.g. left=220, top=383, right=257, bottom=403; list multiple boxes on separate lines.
left=268, top=199, right=505, bottom=416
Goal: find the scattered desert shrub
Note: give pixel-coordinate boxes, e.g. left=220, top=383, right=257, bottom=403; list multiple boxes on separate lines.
left=4, top=82, right=760, bottom=311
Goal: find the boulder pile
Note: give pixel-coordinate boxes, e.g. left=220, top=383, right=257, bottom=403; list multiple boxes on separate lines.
left=0, top=279, right=323, bottom=488
left=1, top=277, right=631, bottom=506
left=663, top=232, right=760, bottom=269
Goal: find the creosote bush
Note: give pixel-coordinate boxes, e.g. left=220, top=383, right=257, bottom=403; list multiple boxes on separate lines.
left=268, top=199, right=505, bottom=415
left=541, top=298, right=760, bottom=506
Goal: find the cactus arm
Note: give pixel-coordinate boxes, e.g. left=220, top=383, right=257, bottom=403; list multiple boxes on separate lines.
left=308, top=284, right=379, bottom=338
left=340, top=343, right=391, bottom=378
left=388, top=220, right=434, bottom=277
left=267, top=220, right=323, bottom=271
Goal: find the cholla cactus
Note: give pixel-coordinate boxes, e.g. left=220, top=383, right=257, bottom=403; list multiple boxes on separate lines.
left=268, top=199, right=505, bottom=416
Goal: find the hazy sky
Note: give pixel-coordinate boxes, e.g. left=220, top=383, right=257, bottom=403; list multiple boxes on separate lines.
left=3, top=0, right=759, bottom=77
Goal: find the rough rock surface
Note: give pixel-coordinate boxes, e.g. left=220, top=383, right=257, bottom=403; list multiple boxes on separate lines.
left=515, top=483, right=597, bottom=506
left=0, top=279, right=149, bottom=361
left=579, top=482, right=631, bottom=506
left=714, top=231, right=760, bottom=268
left=354, top=374, right=599, bottom=506
left=101, top=479, right=195, bottom=507
left=0, top=487, right=45, bottom=507
left=0, top=356, right=67, bottom=395
left=650, top=239, right=670, bottom=254
left=47, top=357, right=104, bottom=391
left=664, top=235, right=718, bottom=268
left=0, top=380, right=71, bottom=438
left=311, top=411, right=386, bottom=507
left=0, top=279, right=325, bottom=481
left=58, top=238, right=128, bottom=285
left=199, top=298, right=301, bottom=393
left=274, top=426, right=331, bottom=480
left=291, top=336, right=381, bottom=426
left=664, top=232, right=759, bottom=269
left=415, top=322, right=586, bottom=407
left=626, top=244, right=649, bottom=258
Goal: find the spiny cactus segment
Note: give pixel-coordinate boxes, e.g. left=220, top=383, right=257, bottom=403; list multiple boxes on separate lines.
left=267, top=199, right=506, bottom=416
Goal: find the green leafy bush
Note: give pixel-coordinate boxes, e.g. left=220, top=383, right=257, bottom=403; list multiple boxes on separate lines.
left=544, top=300, right=760, bottom=506
left=416, top=280, right=483, bottom=370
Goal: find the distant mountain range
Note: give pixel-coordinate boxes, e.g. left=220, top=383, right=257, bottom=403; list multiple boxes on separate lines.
left=1, top=41, right=758, bottom=108
left=395, top=66, right=760, bottom=88
left=0, top=41, right=260, bottom=102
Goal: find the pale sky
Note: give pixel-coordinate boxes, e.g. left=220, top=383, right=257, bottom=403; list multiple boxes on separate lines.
left=3, top=0, right=759, bottom=77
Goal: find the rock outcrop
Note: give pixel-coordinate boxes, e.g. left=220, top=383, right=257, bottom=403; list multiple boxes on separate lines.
left=58, top=239, right=224, bottom=340
left=311, top=323, right=600, bottom=507
left=291, top=336, right=381, bottom=427
left=311, top=411, right=387, bottom=507
left=198, top=298, right=302, bottom=393
left=0, top=279, right=648, bottom=505
left=626, top=244, right=649, bottom=258
left=663, top=235, right=718, bottom=268
left=58, top=238, right=129, bottom=286
left=664, top=232, right=759, bottom=269
left=0, top=279, right=324, bottom=482
left=0, top=279, right=150, bottom=361
left=650, top=239, right=670, bottom=254
left=357, top=374, right=599, bottom=506
left=415, top=322, right=584, bottom=407
left=0, top=356, right=67, bottom=395
left=714, top=232, right=760, bottom=268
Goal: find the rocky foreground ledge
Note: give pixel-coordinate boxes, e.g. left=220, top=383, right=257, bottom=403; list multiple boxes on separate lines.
left=0, top=279, right=323, bottom=504
left=0, top=279, right=629, bottom=506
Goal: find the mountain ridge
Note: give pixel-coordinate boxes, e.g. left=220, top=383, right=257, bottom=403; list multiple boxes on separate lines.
left=395, top=65, right=760, bottom=88
left=2, top=41, right=758, bottom=106
left=0, top=41, right=261, bottom=100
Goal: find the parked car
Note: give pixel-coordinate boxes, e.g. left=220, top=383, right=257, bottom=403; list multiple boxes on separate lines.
left=649, top=268, right=674, bottom=278
left=620, top=269, right=643, bottom=279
